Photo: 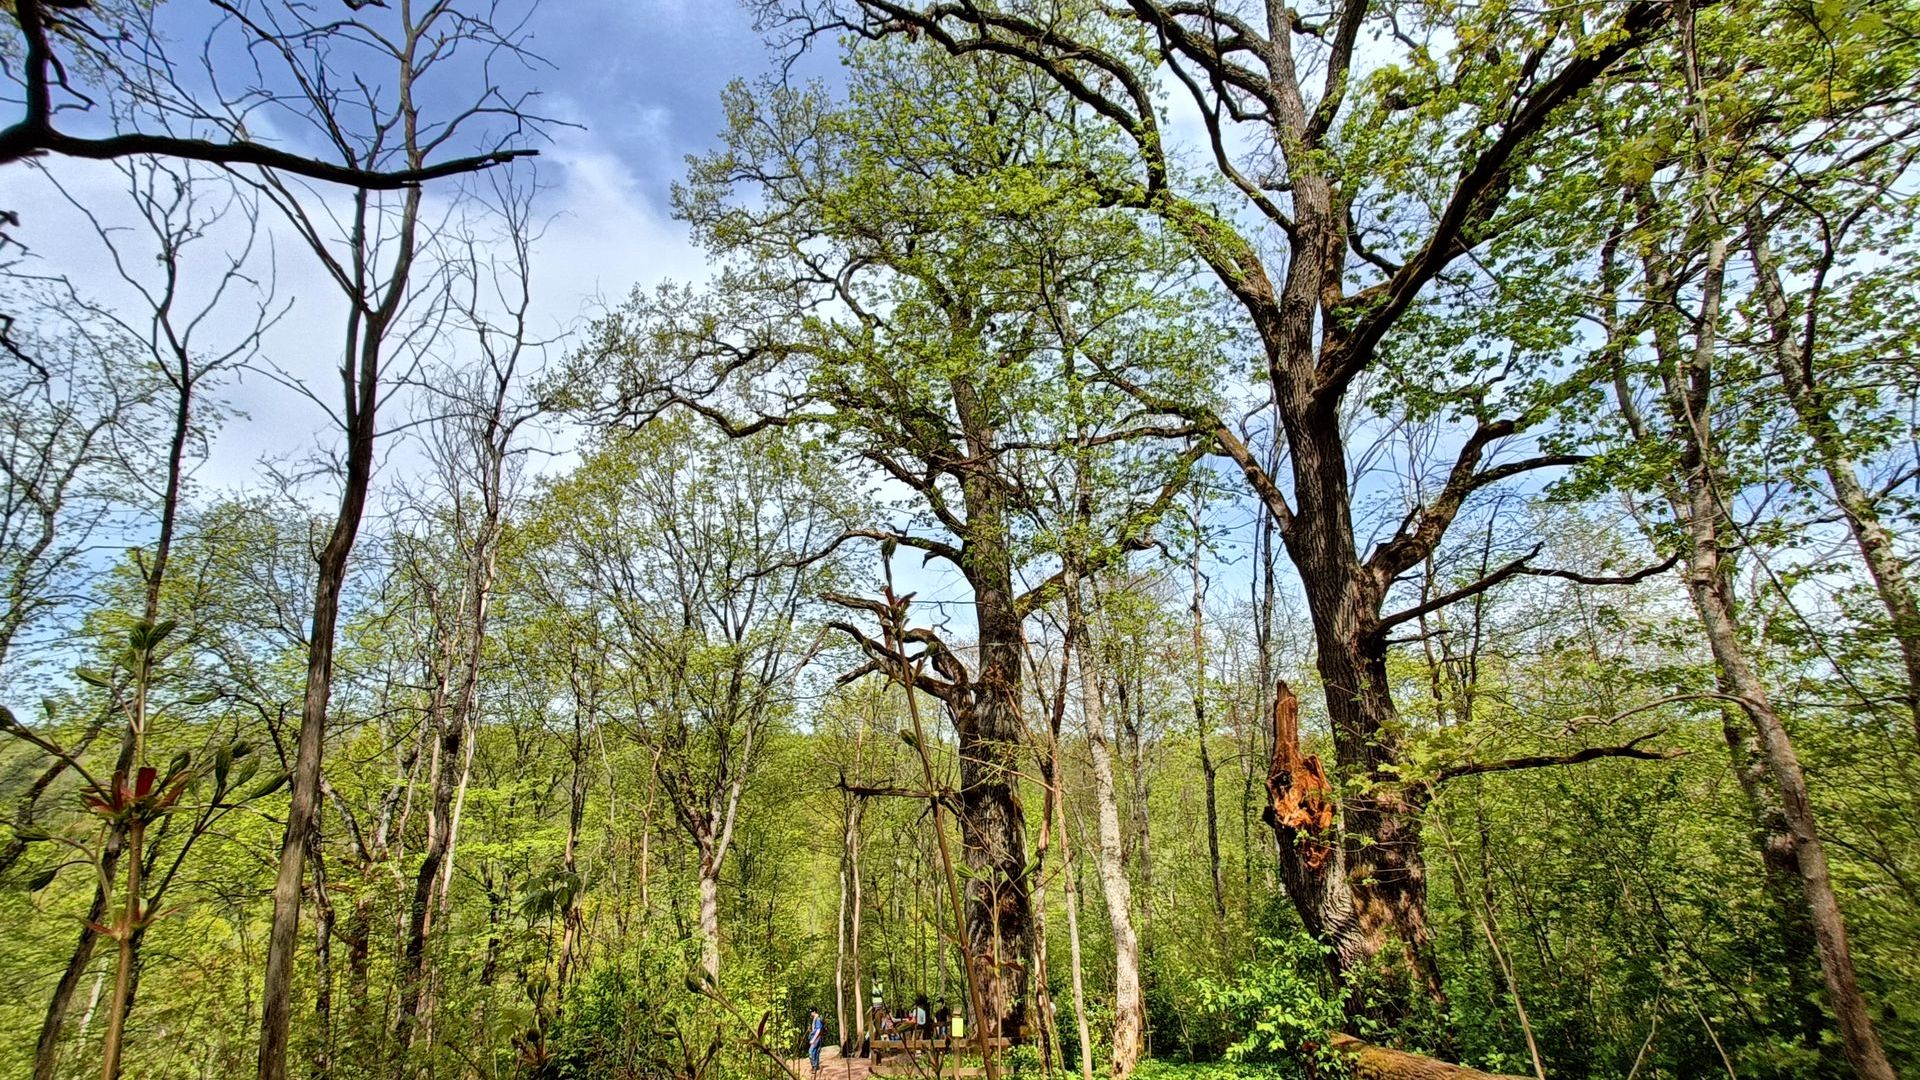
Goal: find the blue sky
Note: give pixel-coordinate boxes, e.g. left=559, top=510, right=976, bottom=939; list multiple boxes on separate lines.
left=2, top=0, right=1484, bottom=656
left=11, top=0, right=834, bottom=486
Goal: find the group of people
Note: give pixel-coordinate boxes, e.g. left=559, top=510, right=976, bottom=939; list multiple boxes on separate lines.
left=871, top=994, right=958, bottom=1042
left=802, top=992, right=970, bottom=1075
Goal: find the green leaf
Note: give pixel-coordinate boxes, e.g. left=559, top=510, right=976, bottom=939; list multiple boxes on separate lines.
left=246, top=772, right=289, bottom=800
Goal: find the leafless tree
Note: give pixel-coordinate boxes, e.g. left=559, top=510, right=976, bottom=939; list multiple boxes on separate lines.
left=225, top=4, right=549, bottom=1075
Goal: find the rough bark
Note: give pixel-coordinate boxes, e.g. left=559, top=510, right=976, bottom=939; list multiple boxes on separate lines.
left=947, top=395, right=1035, bottom=1035
left=1264, top=677, right=1444, bottom=1019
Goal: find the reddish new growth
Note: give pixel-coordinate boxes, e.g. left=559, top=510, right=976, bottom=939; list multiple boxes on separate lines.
left=1265, top=683, right=1335, bottom=872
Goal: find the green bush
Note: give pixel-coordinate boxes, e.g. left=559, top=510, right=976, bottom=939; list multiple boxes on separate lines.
left=1194, top=935, right=1347, bottom=1077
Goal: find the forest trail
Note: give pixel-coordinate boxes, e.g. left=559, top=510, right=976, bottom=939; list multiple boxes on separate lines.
left=788, top=1046, right=872, bottom=1080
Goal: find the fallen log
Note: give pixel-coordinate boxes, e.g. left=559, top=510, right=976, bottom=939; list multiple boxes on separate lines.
left=1328, top=1035, right=1531, bottom=1080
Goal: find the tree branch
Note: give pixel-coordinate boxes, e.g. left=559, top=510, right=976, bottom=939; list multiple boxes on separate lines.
left=1431, top=729, right=1681, bottom=786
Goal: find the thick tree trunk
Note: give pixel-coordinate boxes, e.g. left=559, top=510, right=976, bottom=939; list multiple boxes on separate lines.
left=1264, top=679, right=1442, bottom=1019
left=942, top=373, right=1036, bottom=1037
left=1072, top=593, right=1144, bottom=1080
left=952, top=551, right=1033, bottom=1035
left=1329, top=1035, right=1528, bottom=1080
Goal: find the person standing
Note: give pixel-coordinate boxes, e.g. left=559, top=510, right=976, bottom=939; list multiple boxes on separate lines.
left=808, top=1007, right=825, bottom=1076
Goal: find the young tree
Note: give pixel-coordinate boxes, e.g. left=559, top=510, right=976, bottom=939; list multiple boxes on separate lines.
left=230, top=6, right=546, bottom=1073
left=523, top=418, right=848, bottom=985
left=1565, top=6, right=1910, bottom=1073
left=389, top=179, right=549, bottom=1069
left=5, top=154, right=273, bottom=1080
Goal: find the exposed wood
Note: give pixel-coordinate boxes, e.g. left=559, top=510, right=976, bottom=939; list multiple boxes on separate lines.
left=1328, top=1035, right=1529, bottom=1080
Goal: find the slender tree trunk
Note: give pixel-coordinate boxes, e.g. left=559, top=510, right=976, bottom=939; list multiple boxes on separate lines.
left=556, top=724, right=589, bottom=995
left=1070, top=586, right=1144, bottom=1080
left=1055, top=781, right=1093, bottom=1080
left=1120, top=684, right=1154, bottom=942
left=35, top=267, right=200, bottom=1080
left=1190, top=529, right=1227, bottom=921
left=1685, top=559, right=1894, bottom=1078
left=392, top=676, right=462, bottom=1066
left=850, top=802, right=866, bottom=1049
left=1028, top=640, right=1070, bottom=1075
left=435, top=729, right=479, bottom=913
left=1715, top=685, right=1831, bottom=1054
left=835, top=830, right=850, bottom=1053
left=308, top=833, right=336, bottom=1078
left=257, top=178, right=414, bottom=1080
left=35, top=855, right=117, bottom=1080
left=698, top=850, right=722, bottom=985
left=97, top=812, right=144, bottom=1080
left=1634, top=144, right=1896, bottom=1074
left=1748, top=228, right=1920, bottom=748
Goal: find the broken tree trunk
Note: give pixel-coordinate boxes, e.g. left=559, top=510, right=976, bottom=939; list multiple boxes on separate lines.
left=1328, top=1035, right=1528, bottom=1080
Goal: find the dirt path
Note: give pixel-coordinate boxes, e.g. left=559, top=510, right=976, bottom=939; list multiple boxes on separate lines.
left=787, top=1045, right=873, bottom=1080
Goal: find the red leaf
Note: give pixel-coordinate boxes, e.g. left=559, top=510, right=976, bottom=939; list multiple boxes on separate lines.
left=134, top=767, right=158, bottom=799
left=157, top=773, right=192, bottom=810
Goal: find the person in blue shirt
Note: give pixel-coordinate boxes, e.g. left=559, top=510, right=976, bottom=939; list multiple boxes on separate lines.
left=807, top=1008, right=825, bottom=1075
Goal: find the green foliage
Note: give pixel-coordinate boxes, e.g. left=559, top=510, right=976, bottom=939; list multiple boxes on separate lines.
left=1195, top=935, right=1347, bottom=1076
left=544, top=937, right=712, bottom=1080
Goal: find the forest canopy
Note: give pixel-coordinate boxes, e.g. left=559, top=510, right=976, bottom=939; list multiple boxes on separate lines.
left=2, top=1, right=1918, bottom=1079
